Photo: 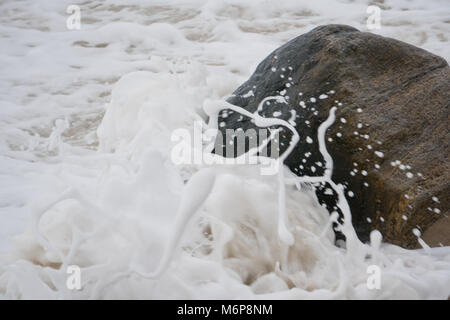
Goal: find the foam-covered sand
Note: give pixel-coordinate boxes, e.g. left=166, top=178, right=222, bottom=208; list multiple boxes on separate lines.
left=0, top=0, right=449, bottom=299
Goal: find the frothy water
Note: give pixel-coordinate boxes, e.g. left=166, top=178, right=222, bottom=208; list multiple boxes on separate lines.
left=1, top=0, right=449, bottom=299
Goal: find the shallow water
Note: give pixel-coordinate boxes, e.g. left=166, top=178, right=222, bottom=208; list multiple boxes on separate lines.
left=0, top=0, right=449, bottom=299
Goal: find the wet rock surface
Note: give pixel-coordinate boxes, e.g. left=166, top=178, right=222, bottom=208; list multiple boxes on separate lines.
left=216, top=24, right=449, bottom=248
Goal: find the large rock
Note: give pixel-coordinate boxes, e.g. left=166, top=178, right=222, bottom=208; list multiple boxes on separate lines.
left=216, top=25, right=449, bottom=249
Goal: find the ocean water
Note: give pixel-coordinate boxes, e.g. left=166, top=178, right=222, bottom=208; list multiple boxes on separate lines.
left=0, top=0, right=449, bottom=299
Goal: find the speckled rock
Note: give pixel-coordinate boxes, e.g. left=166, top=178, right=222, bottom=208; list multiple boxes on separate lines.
left=216, top=24, right=449, bottom=248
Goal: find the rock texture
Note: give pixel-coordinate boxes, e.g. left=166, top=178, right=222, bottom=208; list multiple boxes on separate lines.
left=216, top=25, right=449, bottom=249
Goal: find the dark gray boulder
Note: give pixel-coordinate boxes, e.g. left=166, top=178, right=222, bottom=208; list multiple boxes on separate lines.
left=216, top=24, right=449, bottom=249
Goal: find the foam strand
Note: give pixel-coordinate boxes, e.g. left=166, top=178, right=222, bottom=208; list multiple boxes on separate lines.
left=315, top=107, right=361, bottom=251
left=278, top=167, right=293, bottom=244
left=31, top=188, right=81, bottom=269
left=31, top=187, right=115, bottom=297
left=275, top=107, right=362, bottom=251
left=130, top=168, right=216, bottom=279
left=222, top=99, right=300, bottom=244
left=94, top=169, right=217, bottom=287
